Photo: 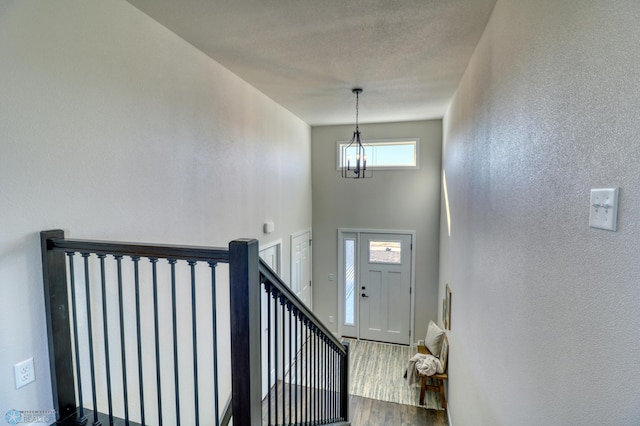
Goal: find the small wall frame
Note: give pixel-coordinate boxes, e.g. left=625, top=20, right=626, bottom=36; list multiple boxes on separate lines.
left=442, top=298, right=447, bottom=329
left=445, top=284, right=452, bottom=330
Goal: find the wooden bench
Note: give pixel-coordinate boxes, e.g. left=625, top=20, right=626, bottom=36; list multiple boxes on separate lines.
left=417, top=335, right=448, bottom=409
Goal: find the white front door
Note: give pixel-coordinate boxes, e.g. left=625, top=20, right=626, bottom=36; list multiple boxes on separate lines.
left=359, top=233, right=412, bottom=344
left=340, top=232, right=413, bottom=345
left=291, top=230, right=312, bottom=308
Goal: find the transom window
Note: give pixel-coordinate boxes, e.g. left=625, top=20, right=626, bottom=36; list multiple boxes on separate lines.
left=336, top=138, right=419, bottom=170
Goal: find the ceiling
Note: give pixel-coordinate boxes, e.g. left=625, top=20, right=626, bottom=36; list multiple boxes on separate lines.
left=127, top=0, right=497, bottom=126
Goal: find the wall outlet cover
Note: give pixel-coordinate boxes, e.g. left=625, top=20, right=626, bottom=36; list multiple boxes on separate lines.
left=14, top=358, right=35, bottom=389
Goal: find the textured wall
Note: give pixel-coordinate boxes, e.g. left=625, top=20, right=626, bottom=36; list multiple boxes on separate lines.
left=312, top=120, right=442, bottom=342
left=0, top=0, right=310, bottom=420
left=441, top=1, right=640, bottom=424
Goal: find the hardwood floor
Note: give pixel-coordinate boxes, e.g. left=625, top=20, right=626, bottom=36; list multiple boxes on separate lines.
left=261, top=337, right=449, bottom=425
left=262, top=382, right=448, bottom=425
left=349, top=394, right=448, bottom=426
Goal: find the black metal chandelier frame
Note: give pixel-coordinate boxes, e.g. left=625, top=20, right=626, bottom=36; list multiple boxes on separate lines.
left=341, top=88, right=372, bottom=179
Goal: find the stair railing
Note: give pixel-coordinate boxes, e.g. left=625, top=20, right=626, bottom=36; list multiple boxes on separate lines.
left=41, top=231, right=348, bottom=426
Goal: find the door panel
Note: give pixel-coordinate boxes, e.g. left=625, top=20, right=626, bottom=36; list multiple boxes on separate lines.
left=359, top=233, right=412, bottom=345
left=387, top=271, right=403, bottom=332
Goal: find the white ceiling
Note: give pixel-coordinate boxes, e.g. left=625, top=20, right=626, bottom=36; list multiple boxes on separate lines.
left=127, top=0, right=496, bottom=126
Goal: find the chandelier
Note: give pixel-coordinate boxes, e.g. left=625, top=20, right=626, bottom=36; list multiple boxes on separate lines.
left=341, top=88, right=372, bottom=179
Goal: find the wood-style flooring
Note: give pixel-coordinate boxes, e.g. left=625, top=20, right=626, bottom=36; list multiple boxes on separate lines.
left=349, top=394, right=448, bottom=426
left=262, top=382, right=448, bottom=425
left=262, top=337, right=449, bottom=425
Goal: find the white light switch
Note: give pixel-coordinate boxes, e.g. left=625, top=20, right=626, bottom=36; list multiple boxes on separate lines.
left=589, top=188, right=619, bottom=231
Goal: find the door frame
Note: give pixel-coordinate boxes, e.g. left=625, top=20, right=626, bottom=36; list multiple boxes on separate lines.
left=337, top=228, right=416, bottom=344
left=291, top=228, right=312, bottom=309
left=260, top=239, right=283, bottom=276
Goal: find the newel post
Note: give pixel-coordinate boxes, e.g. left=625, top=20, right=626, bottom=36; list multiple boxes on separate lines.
left=340, top=341, right=350, bottom=421
left=229, top=239, right=262, bottom=425
left=40, top=230, right=77, bottom=423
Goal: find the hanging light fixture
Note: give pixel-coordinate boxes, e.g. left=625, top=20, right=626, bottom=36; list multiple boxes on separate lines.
left=341, top=88, right=372, bottom=179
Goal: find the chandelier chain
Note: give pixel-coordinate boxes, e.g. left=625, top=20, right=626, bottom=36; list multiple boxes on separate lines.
left=355, top=90, right=359, bottom=131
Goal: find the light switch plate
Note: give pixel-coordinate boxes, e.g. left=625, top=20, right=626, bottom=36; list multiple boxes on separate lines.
left=589, top=188, right=619, bottom=231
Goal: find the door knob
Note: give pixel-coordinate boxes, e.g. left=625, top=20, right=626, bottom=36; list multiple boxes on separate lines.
left=361, top=293, right=368, bottom=298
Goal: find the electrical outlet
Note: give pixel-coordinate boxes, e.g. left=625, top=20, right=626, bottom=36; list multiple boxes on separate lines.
left=14, top=358, right=35, bottom=389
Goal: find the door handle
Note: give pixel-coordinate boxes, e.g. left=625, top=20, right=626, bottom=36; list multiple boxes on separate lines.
left=361, top=293, right=368, bottom=298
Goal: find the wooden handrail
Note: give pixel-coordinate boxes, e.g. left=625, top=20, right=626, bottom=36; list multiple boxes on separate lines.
left=46, top=237, right=229, bottom=263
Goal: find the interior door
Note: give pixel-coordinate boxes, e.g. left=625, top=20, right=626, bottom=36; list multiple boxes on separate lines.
left=358, top=233, right=412, bottom=345
left=291, top=230, right=311, bottom=308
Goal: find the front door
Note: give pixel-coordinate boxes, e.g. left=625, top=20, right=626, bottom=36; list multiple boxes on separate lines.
left=341, top=232, right=412, bottom=345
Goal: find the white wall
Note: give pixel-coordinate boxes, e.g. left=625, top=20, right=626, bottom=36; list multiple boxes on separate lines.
left=311, top=120, right=442, bottom=341
left=0, top=0, right=311, bottom=420
left=440, top=1, right=640, bottom=424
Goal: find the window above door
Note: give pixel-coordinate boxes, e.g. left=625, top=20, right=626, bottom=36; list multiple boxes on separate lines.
left=336, top=138, right=419, bottom=170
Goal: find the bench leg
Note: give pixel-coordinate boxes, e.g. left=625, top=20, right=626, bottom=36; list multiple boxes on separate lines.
left=438, top=378, right=447, bottom=409
left=419, top=376, right=427, bottom=405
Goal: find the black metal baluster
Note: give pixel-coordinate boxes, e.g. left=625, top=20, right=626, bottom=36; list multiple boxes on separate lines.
left=328, top=343, right=332, bottom=421
left=294, top=309, right=298, bottom=425
left=280, top=295, right=286, bottom=426
left=333, top=345, right=337, bottom=421
left=305, top=320, right=309, bottom=426
left=325, top=338, right=329, bottom=421
left=302, top=319, right=306, bottom=426
left=320, top=337, right=324, bottom=422
left=312, top=326, right=316, bottom=425
left=98, top=254, right=114, bottom=423
left=82, top=253, right=100, bottom=426
left=308, top=321, right=312, bottom=425
left=66, top=252, right=88, bottom=425
left=310, top=327, right=313, bottom=425
left=318, top=330, right=321, bottom=425
left=338, top=346, right=341, bottom=421
left=208, top=261, right=220, bottom=426
left=150, top=258, right=163, bottom=426
left=132, top=256, right=145, bottom=426
left=115, top=255, right=130, bottom=424
left=328, top=341, right=331, bottom=422
left=188, top=260, right=199, bottom=426
left=325, top=341, right=328, bottom=423
left=266, top=282, right=272, bottom=426
left=288, top=302, right=292, bottom=426
left=168, top=259, right=181, bottom=426
left=314, top=327, right=321, bottom=423
left=274, top=289, right=279, bottom=426
left=329, top=344, right=333, bottom=421
left=318, top=334, right=326, bottom=421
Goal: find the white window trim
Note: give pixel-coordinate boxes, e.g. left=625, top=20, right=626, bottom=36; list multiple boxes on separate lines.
left=336, top=137, right=420, bottom=170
